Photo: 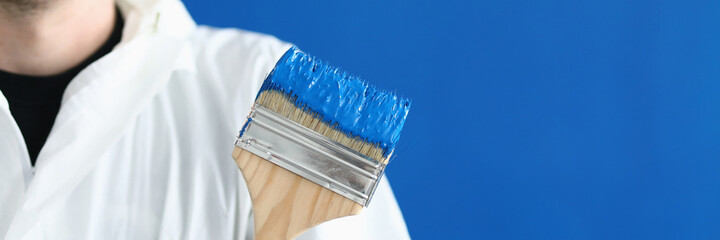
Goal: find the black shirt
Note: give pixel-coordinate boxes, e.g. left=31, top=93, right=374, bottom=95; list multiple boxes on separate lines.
left=0, top=9, right=124, bottom=166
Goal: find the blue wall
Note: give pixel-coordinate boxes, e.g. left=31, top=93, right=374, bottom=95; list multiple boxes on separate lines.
left=183, top=1, right=720, bottom=239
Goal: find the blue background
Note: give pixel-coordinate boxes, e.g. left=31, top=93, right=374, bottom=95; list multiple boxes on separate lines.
left=183, top=1, right=720, bottom=239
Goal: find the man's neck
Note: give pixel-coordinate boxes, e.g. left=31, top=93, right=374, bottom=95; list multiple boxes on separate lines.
left=0, top=0, right=116, bottom=76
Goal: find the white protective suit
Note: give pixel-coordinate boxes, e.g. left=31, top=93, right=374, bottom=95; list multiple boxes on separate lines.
left=0, top=0, right=410, bottom=239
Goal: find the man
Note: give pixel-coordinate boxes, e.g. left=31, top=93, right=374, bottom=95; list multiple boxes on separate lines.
left=0, top=0, right=410, bottom=239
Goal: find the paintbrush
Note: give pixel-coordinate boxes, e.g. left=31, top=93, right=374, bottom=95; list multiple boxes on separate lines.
left=232, top=47, right=410, bottom=239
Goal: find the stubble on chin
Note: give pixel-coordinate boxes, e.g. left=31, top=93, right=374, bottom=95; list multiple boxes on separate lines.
left=0, top=0, right=51, bottom=17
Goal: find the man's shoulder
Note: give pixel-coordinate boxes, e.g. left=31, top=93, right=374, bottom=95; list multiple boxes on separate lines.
left=184, top=26, right=291, bottom=90
left=188, top=26, right=292, bottom=65
left=167, top=26, right=291, bottom=123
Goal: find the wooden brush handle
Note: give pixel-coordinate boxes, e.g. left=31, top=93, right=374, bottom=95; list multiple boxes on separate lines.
left=232, top=147, right=363, bottom=240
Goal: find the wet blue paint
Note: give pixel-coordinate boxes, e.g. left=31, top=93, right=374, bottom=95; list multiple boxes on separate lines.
left=253, top=47, right=411, bottom=157
left=238, top=118, right=252, bottom=138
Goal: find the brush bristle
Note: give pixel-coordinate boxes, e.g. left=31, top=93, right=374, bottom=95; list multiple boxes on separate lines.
left=257, top=90, right=387, bottom=163
left=251, top=47, right=410, bottom=162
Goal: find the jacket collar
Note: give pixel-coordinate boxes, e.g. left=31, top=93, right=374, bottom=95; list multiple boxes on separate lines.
left=4, top=0, right=198, bottom=238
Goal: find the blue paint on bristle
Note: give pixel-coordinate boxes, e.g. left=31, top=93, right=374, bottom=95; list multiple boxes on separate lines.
left=257, top=47, right=411, bottom=157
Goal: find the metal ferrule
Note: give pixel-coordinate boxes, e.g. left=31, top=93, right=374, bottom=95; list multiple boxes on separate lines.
left=235, top=104, right=386, bottom=206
